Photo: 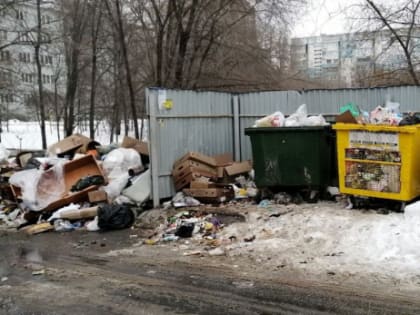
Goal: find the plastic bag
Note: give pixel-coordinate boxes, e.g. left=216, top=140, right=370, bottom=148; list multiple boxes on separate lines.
left=86, top=216, right=100, bottom=231
left=284, top=104, right=307, bottom=127
left=103, top=148, right=142, bottom=179
left=254, top=111, right=285, bottom=127
left=303, top=115, right=328, bottom=126
left=9, top=161, right=66, bottom=211
left=47, top=203, right=80, bottom=221
left=0, top=144, right=10, bottom=164
left=101, top=173, right=130, bottom=200
left=385, top=101, right=400, bottom=113
left=97, top=204, right=135, bottom=230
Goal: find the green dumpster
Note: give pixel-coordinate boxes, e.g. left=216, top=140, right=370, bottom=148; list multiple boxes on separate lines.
left=244, top=126, right=336, bottom=189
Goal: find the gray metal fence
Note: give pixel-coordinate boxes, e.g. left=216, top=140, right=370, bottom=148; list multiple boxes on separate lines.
left=147, top=86, right=420, bottom=206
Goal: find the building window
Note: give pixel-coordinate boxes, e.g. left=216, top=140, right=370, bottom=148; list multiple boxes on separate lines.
left=0, top=50, right=10, bottom=61
left=1, top=94, right=14, bottom=103
left=16, top=10, right=24, bottom=20
left=41, top=15, right=51, bottom=24
left=0, top=30, right=7, bottom=41
left=21, top=73, right=34, bottom=83
left=19, top=52, right=31, bottom=63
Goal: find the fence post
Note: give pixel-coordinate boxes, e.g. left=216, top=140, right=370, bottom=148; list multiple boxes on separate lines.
left=148, top=88, right=161, bottom=208
left=233, top=94, right=240, bottom=161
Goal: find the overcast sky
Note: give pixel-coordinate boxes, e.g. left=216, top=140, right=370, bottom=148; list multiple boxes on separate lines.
left=292, top=0, right=361, bottom=38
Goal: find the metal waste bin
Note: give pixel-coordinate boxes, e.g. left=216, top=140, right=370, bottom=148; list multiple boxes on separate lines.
left=245, top=126, right=336, bottom=190
left=333, top=123, right=420, bottom=201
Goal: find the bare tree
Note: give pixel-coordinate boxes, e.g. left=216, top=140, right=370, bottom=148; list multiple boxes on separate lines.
left=60, top=0, right=88, bottom=136
left=88, top=1, right=104, bottom=139
left=354, top=0, right=420, bottom=85
left=104, top=0, right=140, bottom=139
left=129, top=0, right=305, bottom=91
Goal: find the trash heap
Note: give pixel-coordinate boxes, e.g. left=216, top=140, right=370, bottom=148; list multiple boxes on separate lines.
left=0, top=134, right=150, bottom=235
left=170, top=151, right=257, bottom=206
left=253, top=104, right=329, bottom=127
left=140, top=208, right=248, bottom=257
left=336, top=101, right=414, bottom=126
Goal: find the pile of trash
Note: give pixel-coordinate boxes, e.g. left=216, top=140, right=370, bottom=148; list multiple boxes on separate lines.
left=169, top=151, right=257, bottom=207
left=0, top=134, right=150, bottom=235
left=254, top=104, right=329, bottom=128
left=337, top=101, right=416, bottom=126
left=140, top=208, right=248, bottom=256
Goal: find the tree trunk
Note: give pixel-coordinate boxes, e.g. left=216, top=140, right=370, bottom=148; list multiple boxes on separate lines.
left=89, top=3, right=102, bottom=139
left=35, top=0, right=47, bottom=149
left=115, top=0, right=139, bottom=139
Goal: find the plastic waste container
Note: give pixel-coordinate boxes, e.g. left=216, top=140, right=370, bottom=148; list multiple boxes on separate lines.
left=333, top=123, right=420, bottom=201
left=245, top=126, right=336, bottom=190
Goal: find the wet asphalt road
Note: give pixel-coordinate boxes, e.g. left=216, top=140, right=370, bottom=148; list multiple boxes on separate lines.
left=0, top=230, right=419, bottom=315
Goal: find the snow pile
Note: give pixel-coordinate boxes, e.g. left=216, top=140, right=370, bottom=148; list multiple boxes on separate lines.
left=221, top=202, right=420, bottom=281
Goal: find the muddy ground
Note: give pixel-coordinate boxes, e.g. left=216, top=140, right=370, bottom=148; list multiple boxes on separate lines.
left=1, top=204, right=420, bottom=314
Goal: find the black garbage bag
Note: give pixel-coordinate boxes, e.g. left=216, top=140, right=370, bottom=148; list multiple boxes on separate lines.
left=399, top=114, right=420, bottom=126
left=98, top=204, right=135, bottom=230
left=71, top=175, right=105, bottom=192
left=175, top=222, right=195, bottom=238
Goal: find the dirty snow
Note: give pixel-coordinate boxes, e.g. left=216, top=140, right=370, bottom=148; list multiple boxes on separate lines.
left=215, top=201, right=420, bottom=292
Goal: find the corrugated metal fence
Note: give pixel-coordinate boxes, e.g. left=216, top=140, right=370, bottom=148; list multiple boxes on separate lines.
left=147, top=86, right=420, bottom=205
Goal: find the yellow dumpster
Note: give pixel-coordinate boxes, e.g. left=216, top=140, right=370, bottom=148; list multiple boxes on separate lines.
left=333, top=123, right=420, bottom=201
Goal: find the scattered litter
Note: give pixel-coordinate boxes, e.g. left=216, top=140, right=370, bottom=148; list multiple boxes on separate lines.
left=208, top=248, right=225, bottom=256
left=32, top=269, right=45, bottom=276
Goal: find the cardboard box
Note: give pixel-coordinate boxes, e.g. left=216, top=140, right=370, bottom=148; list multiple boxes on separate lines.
left=216, top=166, right=225, bottom=178
left=172, top=159, right=217, bottom=179
left=48, top=134, right=93, bottom=156
left=174, top=172, right=207, bottom=191
left=88, top=190, right=108, bottom=203
left=183, top=186, right=234, bottom=203
left=190, top=178, right=216, bottom=189
left=43, top=155, right=106, bottom=212
left=224, top=161, right=252, bottom=176
left=213, top=153, right=234, bottom=166
left=336, top=110, right=358, bottom=124
left=173, top=167, right=216, bottom=189
left=121, top=136, right=149, bottom=156
left=174, top=152, right=217, bottom=168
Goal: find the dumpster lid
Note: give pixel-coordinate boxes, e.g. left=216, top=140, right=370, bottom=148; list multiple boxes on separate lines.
left=332, top=123, right=419, bottom=133
left=245, top=126, right=331, bottom=135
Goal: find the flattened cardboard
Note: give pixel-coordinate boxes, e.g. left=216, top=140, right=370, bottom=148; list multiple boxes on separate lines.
left=23, top=222, right=54, bottom=235
left=224, top=161, right=252, bottom=176
left=48, top=134, right=92, bottom=156
left=174, top=152, right=217, bottom=168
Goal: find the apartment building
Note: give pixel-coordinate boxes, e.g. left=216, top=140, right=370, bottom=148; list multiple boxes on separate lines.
left=0, top=0, right=64, bottom=118
left=291, top=29, right=418, bottom=87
